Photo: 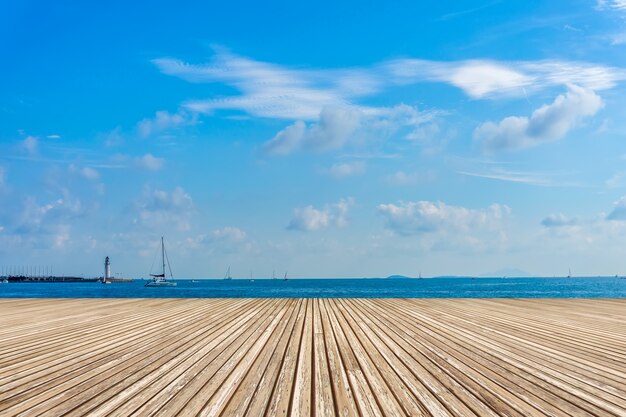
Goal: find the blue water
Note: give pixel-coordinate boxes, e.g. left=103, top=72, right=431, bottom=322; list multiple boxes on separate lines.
left=0, top=277, right=625, bottom=298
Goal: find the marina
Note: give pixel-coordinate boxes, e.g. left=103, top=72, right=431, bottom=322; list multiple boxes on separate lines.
left=0, top=298, right=624, bottom=416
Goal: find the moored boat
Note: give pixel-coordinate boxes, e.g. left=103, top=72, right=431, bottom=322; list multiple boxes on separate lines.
left=145, top=237, right=176, bottom=287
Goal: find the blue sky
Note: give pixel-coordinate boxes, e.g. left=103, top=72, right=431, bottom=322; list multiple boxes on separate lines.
left=2, top=0, right=626, bottom=278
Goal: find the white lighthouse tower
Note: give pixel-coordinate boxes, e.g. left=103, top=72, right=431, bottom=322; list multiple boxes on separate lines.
left=103, top=256, right=111, bottom=283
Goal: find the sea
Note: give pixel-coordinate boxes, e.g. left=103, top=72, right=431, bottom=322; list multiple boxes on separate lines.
left=1, top=277, right=625, bottom=298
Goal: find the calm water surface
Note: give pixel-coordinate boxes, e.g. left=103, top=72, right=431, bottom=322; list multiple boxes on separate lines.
left=1, top=277, right=625, bottom=298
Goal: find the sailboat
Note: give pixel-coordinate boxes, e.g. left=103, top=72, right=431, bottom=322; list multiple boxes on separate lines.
left=567, top=268, right=572, bottom=279
left=224, top=266, right=232, bottom=280
left=283, top=271, right=288, bottom=281
left=145, top=237, right=176, bottom=287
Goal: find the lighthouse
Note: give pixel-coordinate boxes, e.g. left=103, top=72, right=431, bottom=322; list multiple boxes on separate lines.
left=104, top=256, right=111, bottom=282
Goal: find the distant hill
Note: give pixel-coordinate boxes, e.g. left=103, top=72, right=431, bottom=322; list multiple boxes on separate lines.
left=385, top=275, right=414, bottom=280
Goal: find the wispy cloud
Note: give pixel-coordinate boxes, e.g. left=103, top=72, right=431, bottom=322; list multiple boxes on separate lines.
left=383, top=59, right=625, bottom=99
left=597, top=0, right=626, bottom=13
left=436, top=1, right=501, bottom=21
left=152, top=49, right=626, bottom=157
left=458, top=168, right=581, bottom=187
left=153, top=49, right=357, bottom=120
left=154, top=49, right=626, bottom=119
left=323, top=161, right=366, bottom=178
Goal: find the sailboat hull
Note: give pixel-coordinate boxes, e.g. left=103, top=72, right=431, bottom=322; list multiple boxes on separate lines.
left=145, top=281, right=176, bottom=287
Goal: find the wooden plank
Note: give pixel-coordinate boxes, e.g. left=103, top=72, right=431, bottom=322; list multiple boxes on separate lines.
left=0, top=298, right=624, bottom=417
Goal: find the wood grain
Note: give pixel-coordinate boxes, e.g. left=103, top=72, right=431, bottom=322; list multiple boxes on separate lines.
left=0, top=298, right=624, bottom=416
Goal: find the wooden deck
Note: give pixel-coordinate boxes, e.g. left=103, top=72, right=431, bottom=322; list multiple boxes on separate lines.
left=0, top=298, right=625, bottom=416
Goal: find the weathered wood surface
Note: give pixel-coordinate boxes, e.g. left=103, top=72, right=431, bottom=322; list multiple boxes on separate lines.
left=0, top=298, right=624, bottom=416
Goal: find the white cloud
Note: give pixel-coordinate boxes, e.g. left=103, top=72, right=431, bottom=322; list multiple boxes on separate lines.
left=46, top=134, right=61, bottom=139
left=539, top=197, right=626, bottom=247
left=154, top=49, right=625, bottom=157
left=611, top=33, right=626, bottom=45
left=134, top=186, right=194, bottom=231
left=262, top=121, right=306, bottom=155
left=263, top=106, right=361, bottom=155
left=449, top=62, right=533, bottom=98
left=183, top=226, right=251, bottom=254
left=20, top=136, right=38, bottom=154
left=597, top=0, right=626, bottom=12
left=541, top=213, right=578, bottom=227
left=474, top=85, right=603, bottom=151
left=103, top=127, right=125, bottom=147
left=206, top=227, right=250, bottom=253
left=136, top=110, right=195, bottom=137
left=606, top=172, right=626, bottom=188
left=8, top=192, right=85, bottom=245
left=303, top=107, right=361, bottom=151
left=287, top=198, right=354, bottom=231
left=209, top=226, right=247, bottom=243
left=325, top=161, right=366, bottom=178
left=81, top=167, right=100, bottom=180
left=69, top=165, right=100, bottom=180
left=377, top=200, right=510, bottom=238
left=135, top=154, right=165, bottom=171
left=607, top=196, right=626, bottom=220
left=386, top=170, right=435, bottom=186
left=53, top=226, right=70, bottom=249
left=263, top=104, right=433, bottom=155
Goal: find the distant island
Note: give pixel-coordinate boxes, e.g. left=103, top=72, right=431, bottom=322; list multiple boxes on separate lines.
left=385, top=275, right=419, bottom=280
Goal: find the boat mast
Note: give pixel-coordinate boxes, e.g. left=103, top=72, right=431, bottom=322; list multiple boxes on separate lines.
left=161, top=236, right=165, bottom=278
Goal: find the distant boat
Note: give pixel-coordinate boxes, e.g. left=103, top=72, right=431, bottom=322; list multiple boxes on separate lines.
left=145, top=237, right=176, bottom=287
left=272, top=270, right=276, bottom=280
left=224, top=266, right=232, bottom=280
left=284, top=271, right=288, bottom=281
left=567, top=268, right=572, bottom=279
